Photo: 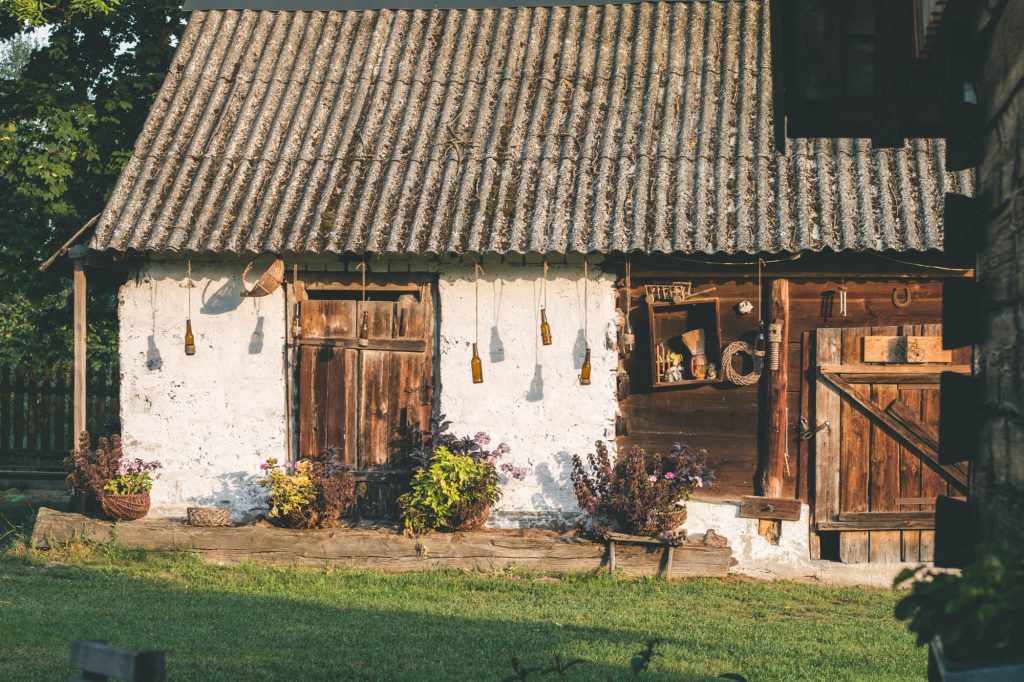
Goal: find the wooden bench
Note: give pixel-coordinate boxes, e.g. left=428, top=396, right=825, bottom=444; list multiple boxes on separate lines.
left=70, top=639, right=165, bottom=682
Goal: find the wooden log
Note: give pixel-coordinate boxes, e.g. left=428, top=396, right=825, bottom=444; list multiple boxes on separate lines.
left=29, top=509, right=733, bottom=579
left=760, top=279, right=789, bottom=543
left=739, top=496, right=802, bottom=521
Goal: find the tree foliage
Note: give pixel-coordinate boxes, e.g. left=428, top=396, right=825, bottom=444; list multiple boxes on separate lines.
left=0, top=1, right=185, bottom=366
left=2, top=0, right=121, bottom=27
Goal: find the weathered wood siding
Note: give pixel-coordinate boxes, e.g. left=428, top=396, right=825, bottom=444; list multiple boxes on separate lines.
left=619, top=276, right=949, bottom=502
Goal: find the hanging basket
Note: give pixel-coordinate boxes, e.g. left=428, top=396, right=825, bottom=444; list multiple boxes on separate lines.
left=241, top=257, right=285, bottom=298
left=186, top=507, right=232, bottom=527
left=100, top=492, right=151, bottom=521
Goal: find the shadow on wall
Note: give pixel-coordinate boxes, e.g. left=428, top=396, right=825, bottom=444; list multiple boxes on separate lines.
left=194, top=470, right=266, bottom=520
left=249, top=317, right=265, bottom=355
left=201, top=276, right=243, bottom=315
left=529, top=450, right=577, bottom=513
left=146, top=335, right=163, bottom=371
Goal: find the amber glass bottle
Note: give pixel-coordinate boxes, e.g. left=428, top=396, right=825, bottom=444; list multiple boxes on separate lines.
left=540, top=308, right=552, bottom=345
left=358, top=310, right=370, bottom=346
left=579, top=348, right=592, bottom=385
left=471, top=343, right=483, bottom=383
left=184, top=319, right=196, bottom=356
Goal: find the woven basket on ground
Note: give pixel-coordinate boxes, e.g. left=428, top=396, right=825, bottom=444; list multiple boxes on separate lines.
left=186, top=507, right=232, bottom=527
left=443, top=499, right=491, bottom=531
left=100, top=492, right=151, bottom=521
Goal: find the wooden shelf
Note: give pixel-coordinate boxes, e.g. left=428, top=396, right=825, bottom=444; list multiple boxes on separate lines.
left=647, top=298, right=723, bottom=388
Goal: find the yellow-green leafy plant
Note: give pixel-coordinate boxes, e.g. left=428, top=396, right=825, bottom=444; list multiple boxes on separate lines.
left=258, top=458, right=317, bottom=524
left=398, top=446, right=501, bottom=534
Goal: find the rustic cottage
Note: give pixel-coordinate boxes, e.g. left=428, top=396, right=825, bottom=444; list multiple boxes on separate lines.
left=69, top=0, right=974, bottom=571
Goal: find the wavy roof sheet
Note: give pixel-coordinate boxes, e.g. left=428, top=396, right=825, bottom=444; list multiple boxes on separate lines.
left=90, top=1, right=972, bottom=255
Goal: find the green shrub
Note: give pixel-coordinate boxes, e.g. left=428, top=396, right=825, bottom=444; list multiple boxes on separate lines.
left=399, top=446, right=501, bottom=534
left=894, top=552, right=1024, bottom=665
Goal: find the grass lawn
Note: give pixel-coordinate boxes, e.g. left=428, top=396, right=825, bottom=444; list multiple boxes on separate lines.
left=0, top=491, right=923, bottom=681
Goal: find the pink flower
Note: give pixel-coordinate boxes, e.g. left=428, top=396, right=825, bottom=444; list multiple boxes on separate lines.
left=647, top=475, right=657, bottom=483
left=259, top=462, right=270, bottom=470
left=664, top=471, right=676, bottom=480
left=694, top=476, right=703, bottom=487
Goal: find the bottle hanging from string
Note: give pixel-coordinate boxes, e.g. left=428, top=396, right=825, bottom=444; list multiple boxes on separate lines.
left=580, top=260, right=591, bottom=386
left=472, top=263, right=485, bottom=383
left=184, top=258, right=196, bottom=356
left=540, top=260, right=552, bottom=346
left=622, top=258, right=635, bottom=354
left=358, top=310, right=370, bottom=347
left=471, top=343, right=483, bottom=384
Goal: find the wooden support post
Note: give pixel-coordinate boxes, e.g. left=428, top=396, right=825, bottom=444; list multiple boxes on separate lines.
left=70, top=245, right=88, bottom=440
left=760, top=279, right=789, bottom=543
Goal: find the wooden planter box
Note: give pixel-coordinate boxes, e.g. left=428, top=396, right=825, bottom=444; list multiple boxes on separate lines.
left=929, top=637, right=1024, bottom=682
left=30, top=508, right=734, bottom=579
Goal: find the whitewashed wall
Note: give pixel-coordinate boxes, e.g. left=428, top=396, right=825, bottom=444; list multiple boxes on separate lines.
left=118, top=259, right=287, bottom=518
left=437, top=262, right=618, bottom=526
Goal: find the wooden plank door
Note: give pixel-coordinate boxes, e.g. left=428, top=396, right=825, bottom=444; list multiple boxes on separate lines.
left=813, top=325, right=970, bottom=562
left=296, top=283, right=434, bottom=519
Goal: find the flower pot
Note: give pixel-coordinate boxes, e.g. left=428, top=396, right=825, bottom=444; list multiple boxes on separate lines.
left=443, top=498, right=491, bottom=531
left=100, top=492, right=151, bottom=521
left=929, top=636, right=1024, bottom=682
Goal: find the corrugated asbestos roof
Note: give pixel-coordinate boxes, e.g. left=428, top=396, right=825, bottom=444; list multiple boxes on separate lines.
left=90, top=1, right=973, bottom=255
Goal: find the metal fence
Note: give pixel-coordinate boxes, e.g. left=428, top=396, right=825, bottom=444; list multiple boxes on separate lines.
left=0, top=361, right=119, bottom=473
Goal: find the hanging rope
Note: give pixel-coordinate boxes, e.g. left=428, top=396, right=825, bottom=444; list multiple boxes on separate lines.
left=475, top=262, right=484, bottom=345
left=583, top=259, right=589, bottom=347
left=542, top=259, right=549, bottom=310
left=186, top=258, right=193, bottom=318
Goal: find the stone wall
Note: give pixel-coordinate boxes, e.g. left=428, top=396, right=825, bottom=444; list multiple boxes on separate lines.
left=973, top=0, right=1024, bottom=550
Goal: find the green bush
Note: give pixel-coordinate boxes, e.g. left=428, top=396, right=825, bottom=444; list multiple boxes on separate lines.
left=894, top=552, right=1024, bottom=665
left=398, top=446, right=500, bottom=534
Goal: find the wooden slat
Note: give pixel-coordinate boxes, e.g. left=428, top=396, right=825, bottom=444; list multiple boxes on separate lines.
left=862, top=335, right=952, bottom=363
left=814, top=328, right=842, bottom=532
left=764, top=280, right=789, bottom=498
left=839, top=328, right=870, bottom=563
left=801, top=331, right=820, bottom=559
left=739, top=496, right=802, bottom=521
left=898, top=377, right=923, bottom=562
left=818, top=364, right=970, bottom=375
left=294, top=337, right=427, bottom=353
left=866, top=326, right=901, bottom=562
left=820, top=512, right=935, bottom=531
left=920, top=384, right=946, bottom=561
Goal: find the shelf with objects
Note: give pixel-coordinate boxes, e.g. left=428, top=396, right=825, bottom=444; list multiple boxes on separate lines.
left=645, top=283, right=723, bottom=388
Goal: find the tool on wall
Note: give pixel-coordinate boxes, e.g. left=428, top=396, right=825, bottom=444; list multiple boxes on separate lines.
left=768, top=322, right=782, bottom=371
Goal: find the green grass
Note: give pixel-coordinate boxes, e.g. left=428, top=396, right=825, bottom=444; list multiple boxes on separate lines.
left=0, top=491, right=924, bottom=681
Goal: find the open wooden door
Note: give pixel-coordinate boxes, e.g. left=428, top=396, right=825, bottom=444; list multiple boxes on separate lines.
left=295, top=275, right=434, bottom=518
left=812, top=325, right=970, bottom=562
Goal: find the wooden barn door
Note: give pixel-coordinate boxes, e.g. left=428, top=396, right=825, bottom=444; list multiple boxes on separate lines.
left=296, top=277, right=434, bottom=518
left=812, top=325, right=970, bottom=563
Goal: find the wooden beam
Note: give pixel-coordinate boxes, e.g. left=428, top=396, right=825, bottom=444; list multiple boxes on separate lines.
left=760, top=279, right=789, bottom=543
left=819, top=511, right=935, bottom=531
left=764, top=279, right=789, bottom=498
left=819, top=370, right=969, bottom=493
left=817, top=364, right=970, bottom=375
left=293, top=337, right=427, bottom=353
left=70, top=246, right=87, bottom=440
left=739, top=496, right=802, bottom=521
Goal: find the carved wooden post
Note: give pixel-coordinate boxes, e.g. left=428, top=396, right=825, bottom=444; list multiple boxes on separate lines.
left=760, top=279, right=789, bottom=542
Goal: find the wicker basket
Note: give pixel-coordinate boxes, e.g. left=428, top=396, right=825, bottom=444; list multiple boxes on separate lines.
left=443, top=498, right=491, bottom=532
left=186, top=507, right=232, bottom=527
left=100, top=492, right=151, bottom=521
left=654, top=507, right=688, bottom=532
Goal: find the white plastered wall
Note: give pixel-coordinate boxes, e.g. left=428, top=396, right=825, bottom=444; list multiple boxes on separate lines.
left=118, top=259, right=287, bottom=518
left=436, top=262, right=619, bottom=525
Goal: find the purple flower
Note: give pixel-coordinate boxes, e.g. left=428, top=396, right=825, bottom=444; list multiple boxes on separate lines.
left=259, top=462, right=270, bottom=470
left=473, top=431, right=490, bottom=446
left=664, top=471, right=676, bottom=480
left=495, top=442, right=510, bottom=455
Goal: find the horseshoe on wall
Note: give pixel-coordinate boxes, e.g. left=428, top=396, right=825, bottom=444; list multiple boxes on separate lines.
left=892, top=286, right=912, bottom=308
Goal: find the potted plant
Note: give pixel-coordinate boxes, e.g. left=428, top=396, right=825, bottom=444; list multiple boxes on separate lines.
left=258, top=447, right=360, bottom=529
left=571, top=441, right=713, bottom=537
left=895, top=553, right=1024, bottom=681
left=101, top=455, right=161, bottom=521
left=399, top=420, right=516, bottom=534
left=67, top=431, right=161, bottom=520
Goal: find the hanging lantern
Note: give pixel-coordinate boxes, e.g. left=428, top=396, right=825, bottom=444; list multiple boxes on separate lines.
left=184, top=258, right=196, bottom=356
left=540, top=260, right=552, bottom=346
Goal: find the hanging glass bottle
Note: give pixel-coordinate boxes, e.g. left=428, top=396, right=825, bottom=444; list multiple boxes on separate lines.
left=471, top=343, right=483, bottom=384
left=579, top=348, right=592, bottom=385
